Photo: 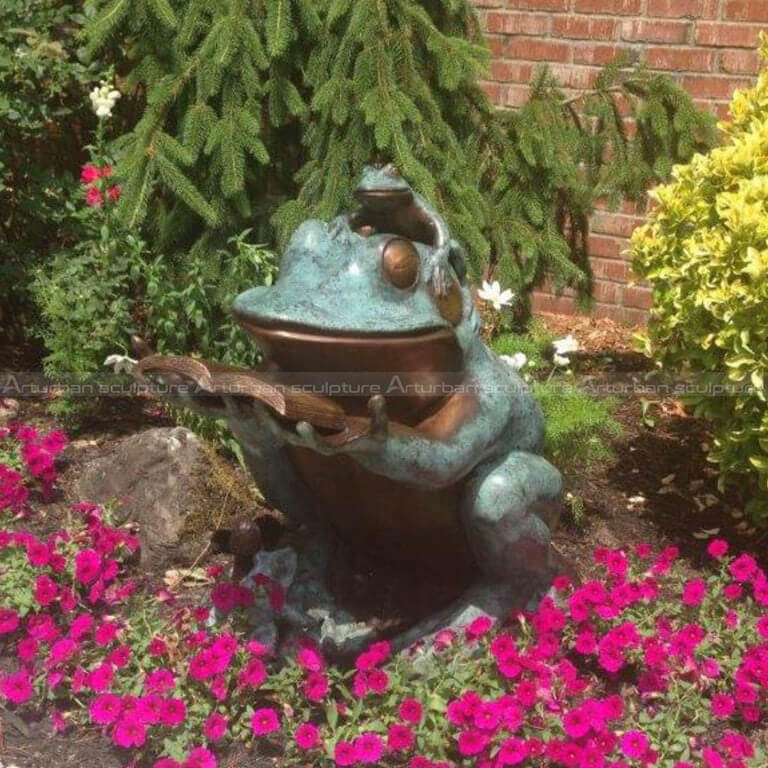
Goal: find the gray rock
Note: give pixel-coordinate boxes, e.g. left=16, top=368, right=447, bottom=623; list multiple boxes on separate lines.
left=0, top=398, right=20, bottom=425
left=74, top=426, right=241, bottom=568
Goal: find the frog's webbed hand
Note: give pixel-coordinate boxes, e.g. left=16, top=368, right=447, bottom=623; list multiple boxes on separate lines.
left=427, top=248, right=453, bottom=297
left=288, top=395, right=389, bottom=456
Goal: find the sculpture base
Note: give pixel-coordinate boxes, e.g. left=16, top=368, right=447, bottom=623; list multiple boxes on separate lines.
left=237, top=523, right=552, bottom=659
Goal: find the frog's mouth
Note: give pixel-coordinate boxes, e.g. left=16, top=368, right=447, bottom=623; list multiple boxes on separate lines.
left=235, top=315, right=462, bottom=376
left=354, top=186, right=414, bottom=213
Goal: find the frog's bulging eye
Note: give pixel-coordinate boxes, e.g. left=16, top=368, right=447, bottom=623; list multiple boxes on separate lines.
left=381, top=237, right=420, bottom=290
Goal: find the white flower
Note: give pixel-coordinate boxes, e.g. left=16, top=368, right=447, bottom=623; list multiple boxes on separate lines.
left=552, top=334, right=579, bottom=355
left=477, top=280, right=514, bottom=311
left=500, top=353, right=528, bottom=371
left=104, top=354, right=137, bottom=375
left=89, top=81, right=121, bottom=119
left=552, top=334, right=579, bottom=366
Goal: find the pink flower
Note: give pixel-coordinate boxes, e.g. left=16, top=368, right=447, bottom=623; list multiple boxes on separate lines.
left=148, top=636, right=167, bottom=655
left=563, top=707, right=591, bottom=739
left=75, top=548, right=101, bottom=583
left=184, top=747, right=217, bottom=768
left=238, top=657, right=267, bottom=688
left=334, top=740, right=357, bottom=766
left=94, top=620, right=120, bottom=646
left=354, top=732, right=384, bottom=764
left=113, top=716, right=147, bottom=748
left=388, top=724, right=414, bottom=752
left=707, top=539, right=729, bottom=559
left=303, top=671, right=329, bottom=702
left=145, top=668, right=175, bottom=694
left=0, top=609, right=20, bottom=634
left=553, top=574, right=571, bottom=592
left=202, top=712, right=227, bottom=742
left=729, top=554, right=757, bottom=583
left=251, top=707, right=280, bottom=736
left=295, top=722, right=320, bottom=750
left=466, top=615, right=493, bottom=640
left=153, top=759, right=181, bottom=768
left=89, top=693, right=122, bottom=725
left=497, top=738, right=529, bottom=766
left=711, top=694, right=735, bottom=718
left=85, top=186, right=103, bottom=208
left=17, top=637, right=38, bottom=662
left=88, top=663, right=114, bottom=692
left=366, top=668, right=389, bottom=695
left=399, top=698, right=424, bottom=724
left=160, top=697, right=187, bottom=726
left=1, top=671, right=33, bottom=703
left=80, top=164, right=101, bottom=184
left=682, top=579, right=706, bottom=606
left=702, top=747, right=725, bottom=768
left=50, top=710, right=67, bottom=733
left=457, top=729, right=487, bottom=757
left=297, top=646, right=324, bottom=672
left=367, top=641, right=391, bottom=665
left=26, top=539, right=50, bottom=567
left=621, top=731, right=649, bottom=760
left=108, top=185, right=121, bottom=203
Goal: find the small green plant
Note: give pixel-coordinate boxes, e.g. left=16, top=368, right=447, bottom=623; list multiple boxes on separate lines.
left=565, top=491, right=587, bottom=528
left=491, top=320, right=555, bottom=373
left=536, top=381, right=623, bottom=474
left=632, top=34, right=768, bottom=524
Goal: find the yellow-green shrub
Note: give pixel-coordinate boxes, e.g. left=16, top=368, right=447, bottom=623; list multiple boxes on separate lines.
left=632, top=35, right=768, bottom=522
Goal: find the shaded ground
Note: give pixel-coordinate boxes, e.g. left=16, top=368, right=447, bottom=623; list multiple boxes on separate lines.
left=0, top=315, right=757, bottom=765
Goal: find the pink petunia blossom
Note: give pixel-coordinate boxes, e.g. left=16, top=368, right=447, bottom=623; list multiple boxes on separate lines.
left=682, top=579, right=706, bottom=606
left=251, top=707, right=280, bottom=736
left=89, top=693, right=122, bottom=725
left=399, top=697, right=424, bottom=724
left=203, top=712, right=227, bottom=741
left=0, top=609, right=20, bottom=634
left=295, top=722, right=320, bottom=750
left=297, top=646, right=324, bottom=672
left=707, top=539, right=729, bottom=559
left=75, top=548, right=101, bottom=583
left=388, top=724, right=414, bottom=751
left=354, top=732, right=384, bottom=764
left=621, top=731, right=649, bottom=760
left=112, top=716, right=147, bottom=748
left=466, top=615, right=494, bottom=640
left=457, top=729, right=487, bottom=757
left=711, top=694, right=735, bottom=719
left=334, top=740, right=357, bottom=766
left=184, top=747, right=217, bottom=768
left=159, top=697, right=187, bottom=726
left=1, top=671, right=33, bottom=703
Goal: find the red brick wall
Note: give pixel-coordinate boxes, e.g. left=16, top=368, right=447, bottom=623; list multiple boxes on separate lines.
left=473, top=0, right=765, bottom=325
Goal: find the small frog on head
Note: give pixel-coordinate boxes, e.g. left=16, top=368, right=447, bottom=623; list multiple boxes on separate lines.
left=349, top=163, right=461, bottom=296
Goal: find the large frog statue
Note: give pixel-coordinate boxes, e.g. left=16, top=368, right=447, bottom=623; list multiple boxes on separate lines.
left=135, top=166, right=562, bottom=648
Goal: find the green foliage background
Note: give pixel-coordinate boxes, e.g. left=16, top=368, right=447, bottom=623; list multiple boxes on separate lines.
left=3, top=0, right=718, bottom=431
left=632, top=36, right=768, bottom=524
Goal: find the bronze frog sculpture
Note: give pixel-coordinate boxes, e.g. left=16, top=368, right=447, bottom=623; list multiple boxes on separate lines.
left=135, top=166, right=562, bottom=647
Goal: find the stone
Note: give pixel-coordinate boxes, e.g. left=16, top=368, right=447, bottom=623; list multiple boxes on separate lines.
left=74, top=426, right=256, bottom=568
left=0, top=398, right=20, bottom=425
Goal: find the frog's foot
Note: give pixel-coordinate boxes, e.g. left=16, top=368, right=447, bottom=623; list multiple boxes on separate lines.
left=391, top=575, right=551, bottom=652
left=462, top=451, right=563, bottom=582
left=391, top=452, right=563, bottom=652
